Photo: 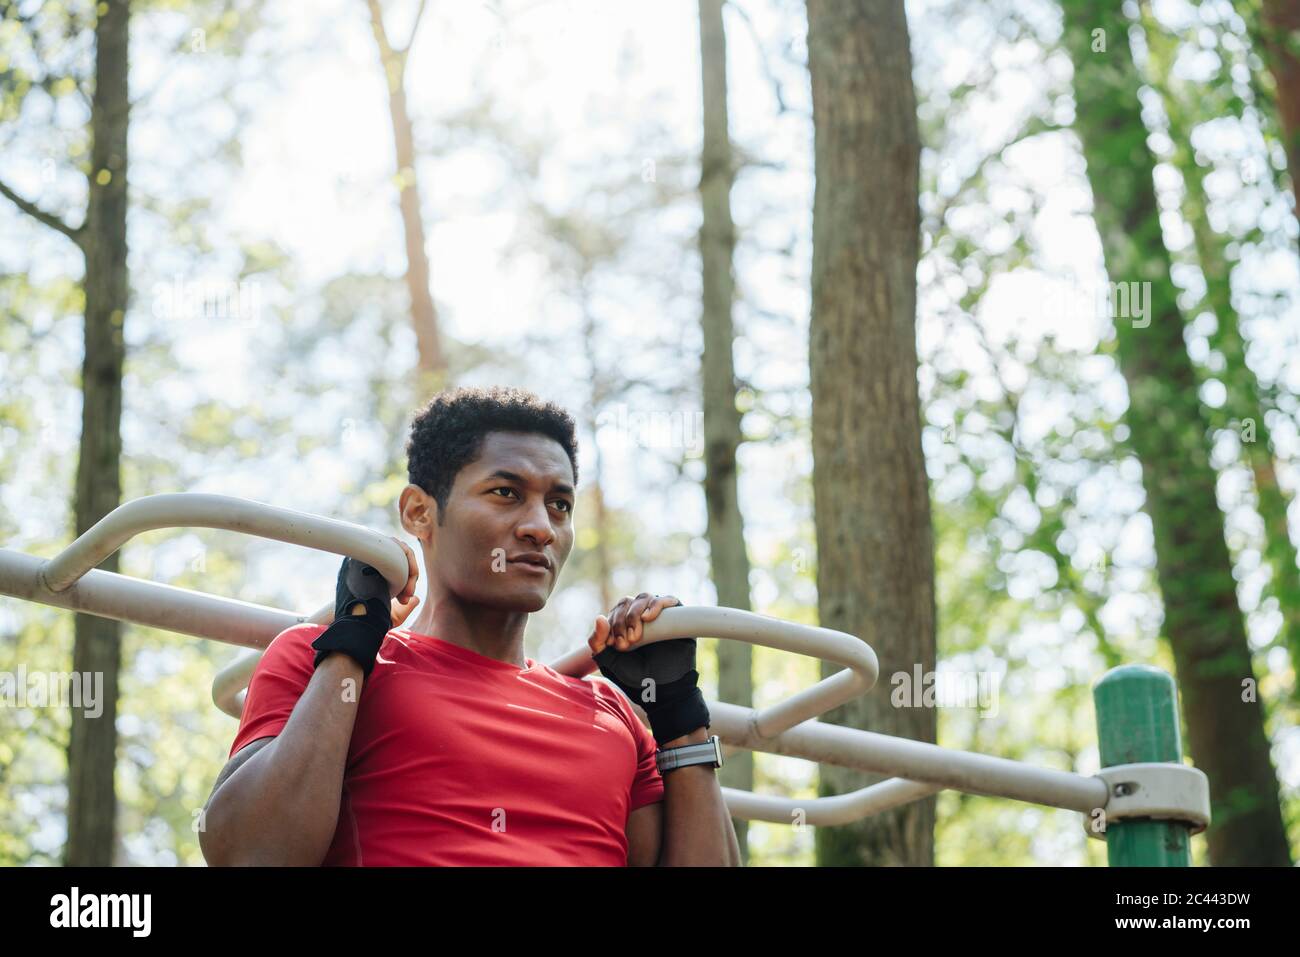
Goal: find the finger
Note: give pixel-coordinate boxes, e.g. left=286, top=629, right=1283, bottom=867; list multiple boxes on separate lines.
left=638, top=594, right=678, bottom=623
left=389, top=595, right=404, bottom=623
left=588, top=615, right=610, bottom=654
left=387, top=538, right=408, bottom=598
left=626, top=609, right=643, bottom=646
left=625, top=593, right=655, bottom=645
left=618, top=594, right=651, bottom=646
left=609, top=598, right=634, bottom=642
left=391, top=594, right=420, bottom=625
left=613, top=598, right=644, bottom=650
left=389, top=537, right=418, bottom=601
left=634, top=595, right=676, bottom=624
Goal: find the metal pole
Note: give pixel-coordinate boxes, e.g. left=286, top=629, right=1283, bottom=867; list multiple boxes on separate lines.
left=1, top=494, right=1206, bottom=842
left=1093, top=664, right=1193, bottom=866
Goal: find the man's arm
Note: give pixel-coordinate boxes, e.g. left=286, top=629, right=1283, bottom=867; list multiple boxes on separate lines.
left=595, top=594, right=740, bottom=866
left=654, top=726, right=740, bottom=866
left=203, top=545, right=420, bottom=866
left=200, top=653, right=365, bottom=866
left=626, top=802, right=663, bottom=866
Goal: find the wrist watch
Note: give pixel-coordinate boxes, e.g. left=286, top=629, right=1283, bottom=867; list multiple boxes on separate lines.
left=655, top=734, right=723, bottom=774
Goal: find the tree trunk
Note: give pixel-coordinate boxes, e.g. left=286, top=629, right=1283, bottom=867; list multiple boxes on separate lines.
left=365, top=0, right=447, bottom=396
left=697, top=0, right=754, bottom=865
left=65, top=0, right=129, bottom=867
left=1143, top=15, right=1300, bottom=704
left=1058, top=0, right=1292, bottom=865
left=806, top=0, right=937, bottom=867
left=1258, top=0, right=1300, bottom=238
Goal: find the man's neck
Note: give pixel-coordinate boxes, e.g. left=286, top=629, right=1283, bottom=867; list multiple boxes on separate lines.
left=403, top=595, right=530, bottom=670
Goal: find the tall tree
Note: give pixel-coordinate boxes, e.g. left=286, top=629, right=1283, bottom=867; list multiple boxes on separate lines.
left=806, top=0, right=938, bottom=866
left=1058, top=0, right=1292, bottom=865
left=1142, top=7, right=1300, bottom=703
left=67, top=0, right=130, bottom=868
left=1252, top=0, right=1300, bottom=238
left=365, top=0, right=448, bottom=395
left=697, top=0, right=754, bottom=864
left=0, top=0, right=131, bottom=865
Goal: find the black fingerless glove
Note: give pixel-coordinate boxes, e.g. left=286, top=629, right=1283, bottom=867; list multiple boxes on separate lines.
left=311, top=556, right=393, bottom=679
left=593, top=637, right=710, bottom=748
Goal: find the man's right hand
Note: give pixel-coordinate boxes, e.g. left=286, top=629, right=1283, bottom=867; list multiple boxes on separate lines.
left=311, top=538, right=420, bottom=678
left=387, top=536, right=421, bottom=626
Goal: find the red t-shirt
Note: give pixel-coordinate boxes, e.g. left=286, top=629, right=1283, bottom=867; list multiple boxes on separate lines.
left=227, top=623, right=665, bottom=866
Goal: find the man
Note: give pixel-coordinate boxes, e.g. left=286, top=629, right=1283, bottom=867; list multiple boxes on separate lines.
left=200, top=385, right=740, bottom=866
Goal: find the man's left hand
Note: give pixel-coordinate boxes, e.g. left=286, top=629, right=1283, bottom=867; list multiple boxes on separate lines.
left=587, top=592, right=682, bottom=654
left=587, top=594, right=710, bottom=747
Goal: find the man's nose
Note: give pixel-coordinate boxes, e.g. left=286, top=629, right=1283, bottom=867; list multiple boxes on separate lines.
left=516, top=499, right=555, bottom=546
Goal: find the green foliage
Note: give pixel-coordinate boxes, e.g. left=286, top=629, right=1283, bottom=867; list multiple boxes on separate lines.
left=3, top=0, right=1295, bottom=866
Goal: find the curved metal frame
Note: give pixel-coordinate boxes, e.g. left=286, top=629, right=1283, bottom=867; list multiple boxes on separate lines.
left=1, top=493, right=1132, bottom=829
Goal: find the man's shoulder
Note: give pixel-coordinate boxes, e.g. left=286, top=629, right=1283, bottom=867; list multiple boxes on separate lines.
left=545, top=666, right=616, bottom=699
left=267, top=623, right=440, bottom=665
left=577, top=672, right=654, bottom=734
left=263, top=621, right=328, bottom=656
left=536, top=667, right=637, bottom=712
left=272, top=621, right=328, bottom=642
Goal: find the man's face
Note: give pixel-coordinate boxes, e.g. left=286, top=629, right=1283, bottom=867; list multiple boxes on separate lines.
left=430, top=430, right=576, bottom=612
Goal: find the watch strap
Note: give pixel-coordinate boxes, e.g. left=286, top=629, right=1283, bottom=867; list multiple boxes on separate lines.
left=655, top=735, right=723, bottom=774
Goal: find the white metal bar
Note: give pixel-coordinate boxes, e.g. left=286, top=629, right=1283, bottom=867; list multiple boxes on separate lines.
left=211, top=651, right=259, bottom=718
left=721, top=779, right=944, bottom=826
left=208, top=605, right=1105, bottom=816
left=547, top=606, right=878, bottom=736
left=0, top=493, right=1113, bottom=825
left=38, top=493, right=409, bottom=596
left=212, top=606, right=876, bottom=729
left=1, top=547, right=305, bottom=649
left=211, top=601, right=331, bottom=716
left=707, top=700, right=1109, bottom=813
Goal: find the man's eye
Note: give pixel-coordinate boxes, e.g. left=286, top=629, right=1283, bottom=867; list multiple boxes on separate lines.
left=490, top=488, right=569, bottom=514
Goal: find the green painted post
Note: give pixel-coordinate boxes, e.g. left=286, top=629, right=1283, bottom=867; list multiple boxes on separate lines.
left=1093, top=664, right=1192, bottom=866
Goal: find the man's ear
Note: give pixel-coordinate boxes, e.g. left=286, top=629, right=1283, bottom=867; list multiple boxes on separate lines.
left=398, top=484, right=437, bottom=543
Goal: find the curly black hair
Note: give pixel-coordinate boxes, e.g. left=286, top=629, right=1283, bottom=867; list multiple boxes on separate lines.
left=406, top=386, right=580, bottom=524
